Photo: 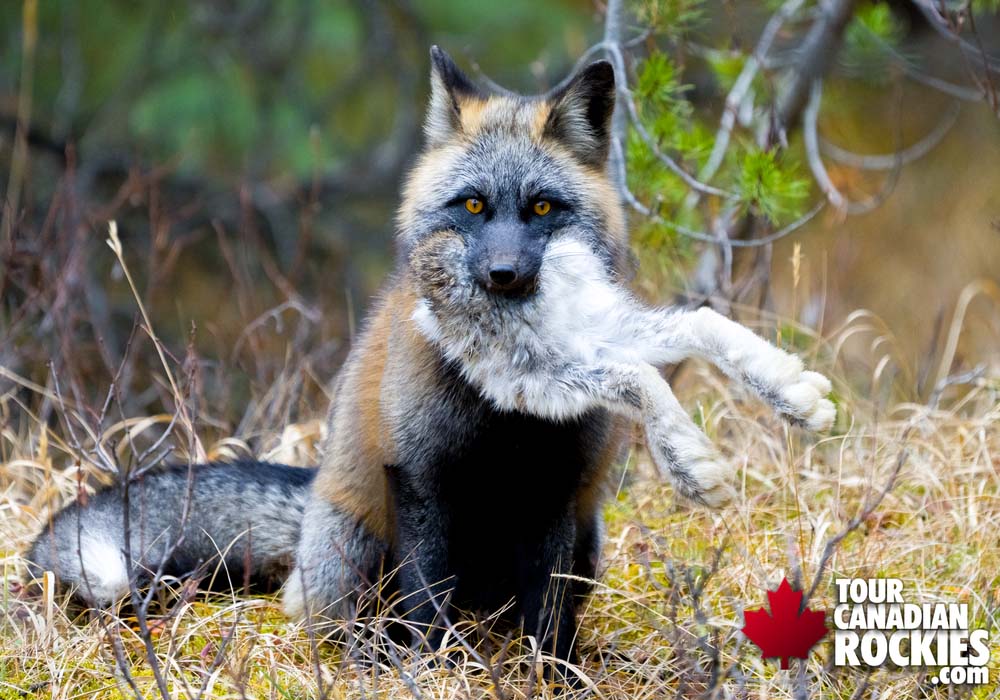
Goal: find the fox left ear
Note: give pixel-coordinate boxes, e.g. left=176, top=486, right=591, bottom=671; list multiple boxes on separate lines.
left=544, top=60, right=616, bottom=167
left=426, top=46, right=483, bottom=146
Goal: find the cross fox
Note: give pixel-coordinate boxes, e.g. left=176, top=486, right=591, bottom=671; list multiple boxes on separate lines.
left=27, top=47, right=834, bottom=666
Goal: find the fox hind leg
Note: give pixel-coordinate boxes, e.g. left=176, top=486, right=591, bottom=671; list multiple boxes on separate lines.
left=283, top=496, right=389, bottom=624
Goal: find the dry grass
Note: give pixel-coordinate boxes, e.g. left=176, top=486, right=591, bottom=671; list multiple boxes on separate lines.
left=2, top=298, right=998, bottom=700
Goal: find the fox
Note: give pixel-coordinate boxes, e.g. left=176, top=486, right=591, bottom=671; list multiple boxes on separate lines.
left=26, top=47, right=834, bottom=668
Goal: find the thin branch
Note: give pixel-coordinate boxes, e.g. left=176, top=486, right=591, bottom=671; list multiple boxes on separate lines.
left=775, top=0, right=860, bottom=128
left=603, top=43, right=736, bottom=198
left=906, top=64, right=989, bottom=102
left=688, top=0, right=860, bottom=304
left=929, top=363, right=988, bottom=410
left=409, top=563, right=507, bottom=700
left=624, top=185, right=826, bottom=247
left=803, top=80, right=848, bottom=211
left=912, top=0, right=1000, bottom=74
left=803, top=79, right=903, bottom=215
left=48, top=366, right=144, bottom=700
left=611, top=137, right=653, bottom=217
left=819, top=101, right=961, bottom=170
left=593, top=0, right=736, bottom=201
left=857, top=22, right=987, bottom=102
left=106, top=222, right=206, bottom=461
left=698, top=0, right=807, bottom=187
left=964, top=4, right=1000, bottom=109
left=604, top=0, right=629, bottom=200
left=803, top=425, right=912, bottom=606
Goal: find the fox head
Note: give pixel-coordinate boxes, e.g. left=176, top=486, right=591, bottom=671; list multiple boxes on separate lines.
left=397, top=46, right=628, bottom=298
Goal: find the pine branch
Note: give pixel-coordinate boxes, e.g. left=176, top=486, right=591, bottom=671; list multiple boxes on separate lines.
left=693, top=0, right=861, bottom=304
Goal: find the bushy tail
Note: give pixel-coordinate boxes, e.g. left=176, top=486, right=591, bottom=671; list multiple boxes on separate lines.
left=26, top=461, right=316, bottom=605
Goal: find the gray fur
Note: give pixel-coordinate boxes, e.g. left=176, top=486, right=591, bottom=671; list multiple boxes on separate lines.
left=27, top=462, right=314, bottom=605
left=281, top=494, right=388, bottom=621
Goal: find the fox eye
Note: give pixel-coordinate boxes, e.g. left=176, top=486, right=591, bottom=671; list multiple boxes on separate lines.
left=465, top=198, right=484, bottom=214
left=533, top=200, right=551, bottom=216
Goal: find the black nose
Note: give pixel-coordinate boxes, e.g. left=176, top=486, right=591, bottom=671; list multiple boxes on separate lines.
left=488, top=264, right=518, bottom=288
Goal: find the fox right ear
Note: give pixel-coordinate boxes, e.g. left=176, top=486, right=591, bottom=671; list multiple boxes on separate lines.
left=426, top=46, right=483, bottom=146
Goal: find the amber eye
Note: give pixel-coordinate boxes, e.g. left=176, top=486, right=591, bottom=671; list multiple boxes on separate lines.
left=533, top=200, right=551, bottom=216
left=465, top=198, right=484, bottom=214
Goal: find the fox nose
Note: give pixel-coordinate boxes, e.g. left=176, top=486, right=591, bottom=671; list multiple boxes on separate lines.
left=488, top=264, right=518, bottom=288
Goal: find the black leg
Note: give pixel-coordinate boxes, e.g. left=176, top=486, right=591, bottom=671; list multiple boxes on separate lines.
left=571, top=508, right=602, bottom=599
left=385, top=464, right=454, bottom=652
left=518, top=512, right=580, bottom=669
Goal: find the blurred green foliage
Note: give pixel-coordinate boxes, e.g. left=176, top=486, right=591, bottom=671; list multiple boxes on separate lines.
left=0, top=0, right=608, bottom=420
left=734, top=149, right=810, bottom=224
left=0, top=0, right=594, bottom=182
left=0, top=0, right=604, bottom=371
left=633, top=0, right=704, bottom=40
left=2, top=0, right=993, bottom=286
left=842, top=1, right=906, bottom=82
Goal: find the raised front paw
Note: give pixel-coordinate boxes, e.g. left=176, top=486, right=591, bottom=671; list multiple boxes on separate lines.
left=757, top=355, right=835, bottom=432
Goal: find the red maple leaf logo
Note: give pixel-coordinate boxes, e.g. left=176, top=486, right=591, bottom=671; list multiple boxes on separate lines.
left=742, top=578, right=828, bottom=669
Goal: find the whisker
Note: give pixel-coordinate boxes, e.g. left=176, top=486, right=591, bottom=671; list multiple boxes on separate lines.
left=543, top=251, right=600, bottom=262
left=540, top=271, right=613, bottom=286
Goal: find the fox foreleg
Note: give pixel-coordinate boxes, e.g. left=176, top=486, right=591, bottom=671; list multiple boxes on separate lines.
left=623, top=306, right=835, bottom=433
left=600, top=362, right=735, bottom=506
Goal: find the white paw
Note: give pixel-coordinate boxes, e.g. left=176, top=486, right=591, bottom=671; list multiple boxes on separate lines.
left=801, top=370, right=833, bottom=395
left=646, top=421, right=736, bottom=508
left=771, top=367, right=836, bottom=432
left=684, top=455, right=738, bottom=507
left=738, top=343, right=835, bottom=432
left=281, top=568, right=306, bottom=619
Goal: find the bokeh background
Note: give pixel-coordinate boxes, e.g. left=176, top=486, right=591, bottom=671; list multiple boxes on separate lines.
left=1, top=0, right=998, bottom=436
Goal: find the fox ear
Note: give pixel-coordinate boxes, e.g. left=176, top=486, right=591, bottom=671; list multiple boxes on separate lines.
left=426, top=46, right=482, bottom=146
left=544, top=60, right=616, bottom=167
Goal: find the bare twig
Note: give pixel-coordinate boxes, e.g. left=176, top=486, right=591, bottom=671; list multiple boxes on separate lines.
left=911, top=0, right=1000, bottom=74
left=604, top=0, right=629, bottom=200
left=408, top=563, right=507, bottom=700
left=803, top=81, right=848, bottom=211
left=47, top=365, right=144, bottom=700
left=628, top=194, right=826, bottom=248
left=804, top=425, right=912, bottom=606
left=806, top=75, right=955, bottom=217
left=697, top=0, right=807, bottom=188
left=690, top=0, right=860, bottom=303
left=856, top=22, right=987, bottom=102
left=964, top=5, right=1000, bottom=110
left=106, top=222, right=206, bottom=462
left=775, top=0, right=860, bottom=130
left=820, top=101, right=961, bottom=170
